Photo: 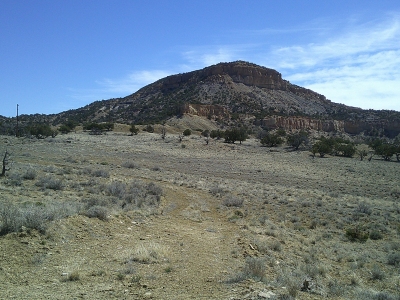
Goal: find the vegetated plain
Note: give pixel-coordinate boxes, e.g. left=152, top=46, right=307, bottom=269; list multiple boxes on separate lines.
left=1, top=127, right=400, bottom=300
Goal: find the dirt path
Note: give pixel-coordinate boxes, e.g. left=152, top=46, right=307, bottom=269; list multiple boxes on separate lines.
left=0, top=183, right=243, bottom=300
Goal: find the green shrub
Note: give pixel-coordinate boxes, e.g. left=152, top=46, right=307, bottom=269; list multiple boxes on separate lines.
left=143, top=125, right=154, bottom=133
left=129, top=124, right=139, bottom=135
left=369, top=138, right=398, bottom=161
left=224, top=128, right=248, bottom=144
left=58, top=120, right=77, bottom=134
left=286, top=130, right=309, bottom=150
left=312, top=139, right=332, bottom=157
left=260, top=133, right=283, bottom=147
left=201, top=130, right=210, bottom=137
left=28, top=123, right=57, bottom=139
left=183, top=129, right=191, bottom=136
left=210, top=129, right=224, bottom=139
left=369, top=230, right=383, bottom=240
left=276, top=128, right=286, bottom=137
left=345, top=226, right=369, bottom=242
left=334, top=143, right=356, bottom=157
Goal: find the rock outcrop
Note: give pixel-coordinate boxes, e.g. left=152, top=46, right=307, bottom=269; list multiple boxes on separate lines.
left=162, top=61, right=287, bottom=90
left=182, top=104, right=228, bottom=118
left=261, top=116, right=344, bottom=132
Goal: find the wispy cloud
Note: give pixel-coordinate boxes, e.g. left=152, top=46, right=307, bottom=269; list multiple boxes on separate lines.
left=97, top=70, right=172, bottom=95
left=268, top=15, right=400, bottom=110
left=68, top=70, right=172, bottom=105
left=271, top=17, right=400, bottom=70
left=72, top=14, right=400, bottom=111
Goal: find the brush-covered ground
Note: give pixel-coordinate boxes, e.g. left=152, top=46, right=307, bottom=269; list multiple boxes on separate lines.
left=1, top=126, right=400, bottom=300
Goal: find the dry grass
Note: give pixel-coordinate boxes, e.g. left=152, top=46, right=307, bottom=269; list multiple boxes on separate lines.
left=1, top=130, right=400, bottom=299
left=128, top=242, right=169, bottom=264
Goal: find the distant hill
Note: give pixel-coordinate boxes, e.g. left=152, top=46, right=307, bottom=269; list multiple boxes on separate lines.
left=2, top=61, right=400, bottom=137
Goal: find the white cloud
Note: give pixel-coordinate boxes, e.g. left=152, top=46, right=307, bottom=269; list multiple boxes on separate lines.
left=271, top=16, right=400, bottom=70
left=98, top=70, right=172, bottom=95
left=276, top=16, right=400, bottom=111
left=71, top=14, right=400, bottom=112
left=67, top=70, right=172, bottom=107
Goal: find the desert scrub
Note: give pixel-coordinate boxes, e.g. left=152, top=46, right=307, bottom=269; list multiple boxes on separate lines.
left=369, top=230, right=383, bottom=240
left=345, top=226, right=369, bottom=242
left=62, top=271, right=80, bottom=282
left=0, top=200, right=79, bottom=235
left=269, top=240, right=282, bottom=252
left=387, top=252, right=400, bottom=266
left=226, top=257, right=266, bottom=283
left=84, top=205, right=109, bottom=221
left=210, top=185, right=224, bottom=197
left=128, top=242, right=168, bottom=264
left=222, top=195, right=243, bottom=207
left=92, top=169, right=110, bottom=178
left=370, top=264, right=385, bottom=280
left=22, top=168, right=37, bottom=180
left=122, top=161, right=140, bottom=169
left=4, top=173, right=23, bottom=186
left=106, top=181, right=127, bottom=198
left=35, top=176, right=63, bottom=190
left=355, top=201, right=372, bottom=215
left=355, top=290, right=400, bottom=300
left=275, top=268, right=300, bottom=298
left=105, top=180, right=163, bottom=208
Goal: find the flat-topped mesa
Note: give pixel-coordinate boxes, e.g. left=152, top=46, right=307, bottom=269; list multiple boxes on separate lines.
left=161, top=61, right=287, bottom=90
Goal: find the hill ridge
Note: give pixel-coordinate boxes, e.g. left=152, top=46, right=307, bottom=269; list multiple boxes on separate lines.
left=1, top=61, right=400, bottom=137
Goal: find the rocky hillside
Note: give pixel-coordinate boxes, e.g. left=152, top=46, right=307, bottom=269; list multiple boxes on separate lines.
left=3, top=61, right=400, bottom=137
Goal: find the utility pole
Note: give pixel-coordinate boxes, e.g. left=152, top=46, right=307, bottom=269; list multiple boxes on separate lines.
left=16, top=104, right=19, bottom=137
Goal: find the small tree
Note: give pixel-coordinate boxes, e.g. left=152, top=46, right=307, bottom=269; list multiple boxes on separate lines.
left=28, top=123, right=57, bottom=139
left=129, top=124, right=139, bottom=135
left=210, top=130, right=224, bottom=140
left=369, top=138, right=397, bottom=161
left=334, top=143, right=356, bottom=157
left=286, top=130, right=309, bottom=150
left=103, top=123, right=114, bottom=131
left=357, top=149, right=369, bottom=161
left=276, top=128, right=286, bottom=137
left=144, top=125, right=154, bottom=133
left=202, top=130, right=210, bottom=138
left=224, top=128, right=248, bottom=144
left=261, top=133, right=283, bottom=147
left=59, top=120, right=77, bottom=134
left=312, top=139, right=332, bottom=157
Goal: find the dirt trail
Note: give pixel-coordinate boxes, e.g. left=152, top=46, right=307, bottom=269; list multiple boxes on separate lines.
left=0, top=183, right=243, bottom=300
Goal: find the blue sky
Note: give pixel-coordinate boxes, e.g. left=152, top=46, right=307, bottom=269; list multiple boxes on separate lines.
left=1, top=1, right=399, bottom=117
